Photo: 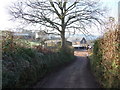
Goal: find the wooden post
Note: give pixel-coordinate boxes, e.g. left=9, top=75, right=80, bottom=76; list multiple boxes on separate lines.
left=118, top=1, right=120, bottom=30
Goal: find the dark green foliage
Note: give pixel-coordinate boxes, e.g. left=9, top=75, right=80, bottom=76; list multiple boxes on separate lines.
left=2, top=31, right=75, bottom=88
left=91, top=39, right=104, bottom=86
left=2, top=46, right=74, bottom=88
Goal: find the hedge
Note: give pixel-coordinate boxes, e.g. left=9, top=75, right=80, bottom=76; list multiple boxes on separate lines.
left=90, top=29, right=120, bottom=88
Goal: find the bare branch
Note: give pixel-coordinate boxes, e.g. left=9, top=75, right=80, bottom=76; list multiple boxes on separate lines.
left=9, top=0, right=106, bottom=48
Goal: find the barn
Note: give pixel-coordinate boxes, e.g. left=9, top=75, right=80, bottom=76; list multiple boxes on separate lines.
left=72, top=37, right=88, bottom=50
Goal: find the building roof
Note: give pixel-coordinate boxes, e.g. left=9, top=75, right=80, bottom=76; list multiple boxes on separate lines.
left=80, top=37, right=87, bottom=44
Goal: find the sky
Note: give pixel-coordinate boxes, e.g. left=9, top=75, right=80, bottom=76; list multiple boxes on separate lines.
left=0, top=0, right=119, bottom=36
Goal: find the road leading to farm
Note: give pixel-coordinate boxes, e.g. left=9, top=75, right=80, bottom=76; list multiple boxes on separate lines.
left=33, top=50, right=100, bottom=88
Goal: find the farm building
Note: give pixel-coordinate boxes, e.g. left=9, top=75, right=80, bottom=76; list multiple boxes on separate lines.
left=72, top=37, right=88, bottom=49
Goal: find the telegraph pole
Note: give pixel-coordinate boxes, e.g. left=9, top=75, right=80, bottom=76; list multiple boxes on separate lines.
left=118, top=1, right=120, bottom=30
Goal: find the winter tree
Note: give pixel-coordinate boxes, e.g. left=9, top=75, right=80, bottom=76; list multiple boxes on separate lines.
left=9, top=0, right=106, bottom=48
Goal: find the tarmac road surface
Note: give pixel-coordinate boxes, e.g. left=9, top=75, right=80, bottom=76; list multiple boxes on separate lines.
left=33, top=50, right=100, bottom=88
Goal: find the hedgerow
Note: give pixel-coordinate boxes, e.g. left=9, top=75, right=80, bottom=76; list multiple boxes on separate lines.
left=2, top=31, right=75, bottom=88
left=90, top=29, right=120, bottom=88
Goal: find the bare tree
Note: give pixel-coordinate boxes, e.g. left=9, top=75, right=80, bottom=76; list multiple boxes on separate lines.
left=9, top=0, right=106, bottom=49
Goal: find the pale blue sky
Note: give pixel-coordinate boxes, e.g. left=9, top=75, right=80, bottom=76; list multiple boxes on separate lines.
left=101, top=0, right=119, bottom=20
left=0, top=0, right=119, bottom=36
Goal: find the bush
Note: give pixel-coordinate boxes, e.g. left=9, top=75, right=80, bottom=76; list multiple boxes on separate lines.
left=2, top=33, right=75, bottom=88
left=90, top=30, right=120, bottom=88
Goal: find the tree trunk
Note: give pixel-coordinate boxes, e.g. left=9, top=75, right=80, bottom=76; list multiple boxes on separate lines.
left=61, top=32, right=66, bottom=49
left=61, top=7, right=66, bottom=49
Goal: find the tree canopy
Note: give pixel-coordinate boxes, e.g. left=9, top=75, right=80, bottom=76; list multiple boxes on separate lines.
left=9, top=0, right=106, bottom=48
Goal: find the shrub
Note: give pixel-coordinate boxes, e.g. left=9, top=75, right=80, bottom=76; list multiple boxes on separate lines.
left=2, top=32, right=75, bottom=88
left=90, top=29, right=120, bottom=88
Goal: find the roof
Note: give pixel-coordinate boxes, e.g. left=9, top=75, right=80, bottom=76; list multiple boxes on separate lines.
left=80, top=37, right=87, bottom=44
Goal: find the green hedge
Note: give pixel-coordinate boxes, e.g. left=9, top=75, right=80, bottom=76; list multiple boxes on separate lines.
left=90, top=30, right=120, bottom=88
left=2, top=46, right=75, bottom=88
left=90, top=39, right=104, bottom=87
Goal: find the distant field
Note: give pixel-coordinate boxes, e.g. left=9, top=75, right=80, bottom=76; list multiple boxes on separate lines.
left=15, top=39, right=40, bottom=47
left=28, top=41, right=40, bottom=46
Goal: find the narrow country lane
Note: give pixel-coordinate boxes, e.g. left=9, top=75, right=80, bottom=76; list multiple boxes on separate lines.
left=33, top=50, right=100, bottom=88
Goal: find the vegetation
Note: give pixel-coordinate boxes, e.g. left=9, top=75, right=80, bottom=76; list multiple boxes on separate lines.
left=9, top=0, right=106, bottom=48
left=2, top=31, right=75, bottom=88
left=90, top=29, right=120, bottom=88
